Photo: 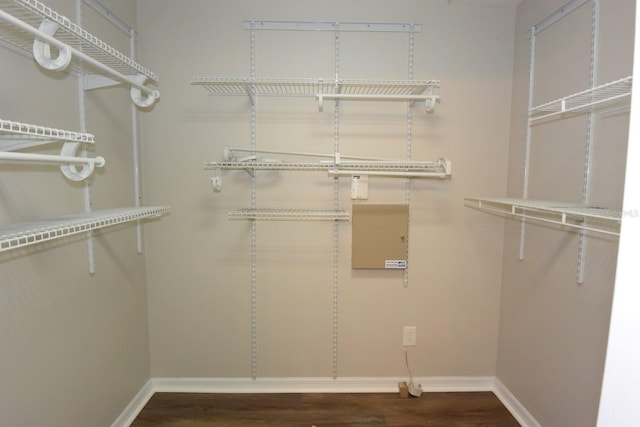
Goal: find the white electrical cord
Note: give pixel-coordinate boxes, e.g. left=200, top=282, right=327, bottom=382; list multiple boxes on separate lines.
left=405, top=349, right=414, bottom=385
left=405, top=349, right=423, bottom=397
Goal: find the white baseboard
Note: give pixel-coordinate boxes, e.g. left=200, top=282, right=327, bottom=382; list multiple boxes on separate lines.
left=493, top=378, right=542, bottom=427
left=113, top=376, right=540, bottom=427
left=151, top=376, right=495, bottom=394
left=110, top=379, right=155, bottom=427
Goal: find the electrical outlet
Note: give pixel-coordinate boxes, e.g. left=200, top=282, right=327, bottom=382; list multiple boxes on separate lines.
left=403, top=326, right=416, bottom=346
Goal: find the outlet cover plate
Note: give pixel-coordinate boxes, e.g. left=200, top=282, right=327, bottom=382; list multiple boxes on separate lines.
left=403, top=326, right=416, bottom=346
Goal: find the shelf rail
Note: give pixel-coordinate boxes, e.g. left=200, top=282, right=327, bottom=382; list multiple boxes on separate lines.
left=0, top=0, right=160, bottom=107
left=0, top=206, right=170, bottom=253
left=0, top=150, right=104, bottom=166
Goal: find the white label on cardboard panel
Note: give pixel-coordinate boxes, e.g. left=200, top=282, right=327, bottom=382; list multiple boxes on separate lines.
left=385, top=260, right=407, bottom=269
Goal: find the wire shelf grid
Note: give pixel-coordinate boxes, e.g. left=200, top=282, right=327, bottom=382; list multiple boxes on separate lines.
left=204, top=160, right=450, bottom=176
left=228, top=208, right=349, bottom=221
left=0, top=117, right=95, bottom=143
left=529, top=76, right=632, bottom=123
left=0, top=206, right=170, bottom=253
left=0, top=0, right=157, bottom=81
left=465, top=197, right=621, bottom=235
left=190, top=77, right=439, bottom=98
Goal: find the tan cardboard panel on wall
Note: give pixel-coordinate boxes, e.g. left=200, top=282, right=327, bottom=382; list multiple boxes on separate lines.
left=352, top=204, right=409, bottom=269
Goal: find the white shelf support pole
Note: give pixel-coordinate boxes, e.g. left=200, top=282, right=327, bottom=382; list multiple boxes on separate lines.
left=249, top=21, right=258, bottom=382
left=404, top=27, right=415, bottom=288
left=76, top=0, right=95, bottom=274
left=331, top=22, right=340, bottom=381
left=130, top=27, right=144, bottom=254
left=520, top=26, right=536, bottom=261
left=577, top=0, right=600, bottom=285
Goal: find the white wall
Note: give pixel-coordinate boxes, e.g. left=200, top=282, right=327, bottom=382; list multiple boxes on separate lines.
left=0, top=1, right=152, bottom=425
left=2, top=0, right=631, bottom=425
left=137, top=0, right=515, bottom=380
left=497, top=0, right=635, bottom=426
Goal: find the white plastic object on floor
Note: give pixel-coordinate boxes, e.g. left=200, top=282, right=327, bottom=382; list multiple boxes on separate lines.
left=408, top=382, right=423, bottom=397
left=32, top=19, right=71, bottom=71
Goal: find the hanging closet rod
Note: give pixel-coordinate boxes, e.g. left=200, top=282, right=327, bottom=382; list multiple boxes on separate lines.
left=328, top=168, right=448, bottom=178
left=0, top=8, right=159, bottom=107
left=316, top=93, right=439, bottom=113
left=0, top=151, right=105, bottom=166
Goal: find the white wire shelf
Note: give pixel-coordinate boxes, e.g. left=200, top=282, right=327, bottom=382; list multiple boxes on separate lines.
left=190, top=77, right=440, bottom=112
left=204, top=159, right=451, bottom=177
left=1, top=117, right=95, bottom=144
left=205, top=147, right=451, bottom=189
left=465, top=197, right=621, bottom=236
left=0, top=206, right=170, bottom=253
left=228, top=208, right=349, bottom=221
left=0, top=0, right=159, bottom=107
left=529, top=76, right=632, bottom=123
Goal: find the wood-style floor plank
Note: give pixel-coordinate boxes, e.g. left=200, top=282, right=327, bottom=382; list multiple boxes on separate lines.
left=131, top=392, right=520, bottom=426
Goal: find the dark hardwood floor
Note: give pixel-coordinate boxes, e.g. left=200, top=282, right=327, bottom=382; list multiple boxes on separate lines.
left=131, top=392, right=520, bottom=426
